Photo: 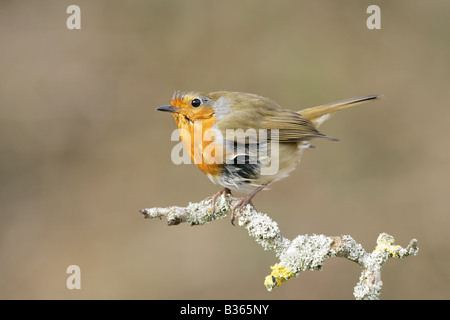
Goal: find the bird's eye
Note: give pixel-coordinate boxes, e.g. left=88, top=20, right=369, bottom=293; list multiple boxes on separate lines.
left=191, top=98, right=201, bottom=108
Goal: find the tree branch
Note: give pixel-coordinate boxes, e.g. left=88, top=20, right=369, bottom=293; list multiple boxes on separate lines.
left=140, top=194, right=418, bottom=300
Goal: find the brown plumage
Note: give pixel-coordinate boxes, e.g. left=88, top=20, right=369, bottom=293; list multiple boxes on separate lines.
left=157, top=91, right=382, bottom=223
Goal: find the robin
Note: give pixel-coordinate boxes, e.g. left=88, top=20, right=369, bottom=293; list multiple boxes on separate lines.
left=157, top=91, right=381, bottom=224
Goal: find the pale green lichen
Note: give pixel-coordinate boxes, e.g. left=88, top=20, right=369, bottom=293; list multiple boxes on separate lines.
left=278, top=234, right=334, bottom=274
left=238, top=206, right=290, bottom=253
left=354, top=270, right=383, bottom=300
left=352, top=233, right=419, bottom=300
left=263, top=234, right=335, bottom=290
left=185, top=194, right=231, bottom=225
left=337, top=235, right=367, bottom=263
left=142, top=197, right=419, bottom=299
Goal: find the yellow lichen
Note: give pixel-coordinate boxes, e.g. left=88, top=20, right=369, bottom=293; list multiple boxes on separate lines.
left=374, top=233, right=401, bottom=257
left=264, top=263, right=295, bottom=291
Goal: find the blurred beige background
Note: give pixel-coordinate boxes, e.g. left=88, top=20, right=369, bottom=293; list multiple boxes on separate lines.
left=1, top=0, right=449, bottom=299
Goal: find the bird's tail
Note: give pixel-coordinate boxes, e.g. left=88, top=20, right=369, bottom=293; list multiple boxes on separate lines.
left=298, top=95, right=382, bottom=128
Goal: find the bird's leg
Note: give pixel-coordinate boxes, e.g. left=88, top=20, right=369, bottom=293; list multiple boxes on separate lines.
left=231, top=183, right=269, bottom=225
left=206, top=188, right=232, bottom=214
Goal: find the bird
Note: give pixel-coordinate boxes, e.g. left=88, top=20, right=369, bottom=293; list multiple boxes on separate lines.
left=156, top=91, right=381, bottom=224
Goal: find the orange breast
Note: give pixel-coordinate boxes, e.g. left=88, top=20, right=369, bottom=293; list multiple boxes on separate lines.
left=176, top=116, right=223, bottom=177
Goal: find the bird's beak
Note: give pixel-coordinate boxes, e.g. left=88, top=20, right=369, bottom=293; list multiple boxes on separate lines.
left=156, top=105, right=179, bottom=113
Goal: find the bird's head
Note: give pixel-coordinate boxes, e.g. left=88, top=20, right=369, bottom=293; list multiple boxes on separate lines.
left=156, top=91, right=215, bottom=126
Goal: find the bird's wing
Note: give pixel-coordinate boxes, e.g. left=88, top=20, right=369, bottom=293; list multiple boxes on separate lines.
left=262, top=109, right=338, bottom=142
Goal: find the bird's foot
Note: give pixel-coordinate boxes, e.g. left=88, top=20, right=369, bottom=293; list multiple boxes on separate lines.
left=230, top=196, right=256, bottom=226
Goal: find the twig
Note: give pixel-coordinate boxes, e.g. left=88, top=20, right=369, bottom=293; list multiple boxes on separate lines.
left=140, top=194, right=418, bottom=300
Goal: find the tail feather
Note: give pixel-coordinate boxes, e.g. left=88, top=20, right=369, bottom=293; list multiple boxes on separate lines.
left=298, top=95, right=382, bottom=127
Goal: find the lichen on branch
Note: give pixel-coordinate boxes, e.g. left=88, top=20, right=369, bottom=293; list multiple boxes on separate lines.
left=140, top=194, right=418, bottom=300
